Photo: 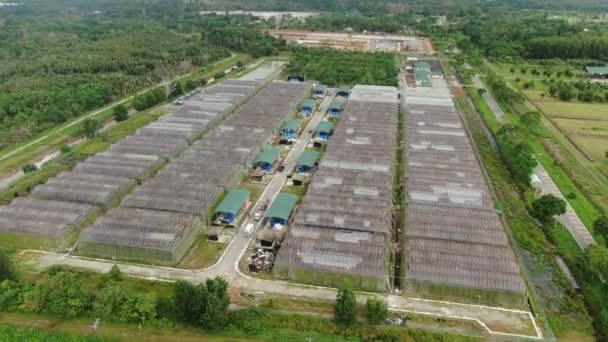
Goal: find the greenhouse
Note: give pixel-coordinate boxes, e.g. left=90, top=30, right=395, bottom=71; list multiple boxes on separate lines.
left=275, top=85, right=398, bottom=292
left=0, top=198, right=98, bottom=251
left=78, top=208, right=201, bottom=264
left=74, top=152, right=163, bottom=180
left=403, top=83, right=526, bottom=307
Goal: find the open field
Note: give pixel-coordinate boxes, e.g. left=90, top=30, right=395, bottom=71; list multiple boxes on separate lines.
left=494, top=62, right=585, bottom=81
left=268, top=29, right=434, bottom=54
left=535, top=100, right=608, bottom=120
left=552, top=118, right=608, bottom=160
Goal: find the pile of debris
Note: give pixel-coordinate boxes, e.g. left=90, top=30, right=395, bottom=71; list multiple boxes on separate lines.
left=248, top=249, right=275, bottom=272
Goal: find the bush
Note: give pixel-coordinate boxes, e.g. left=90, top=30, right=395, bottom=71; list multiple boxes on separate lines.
left=243, top=320, right=263, bottom=335
left=214, top=72, right=226, bottom=80
left=578, top=245, right=608, bottom=280
left=334, top=283, right=357, bottom=326
left=172, top=277, right=230, bottom=329
left=26, top=270, right=92, bottom=318
left=59, top=144, right=73, bottom=154
left=0, top=250, right=16, bottom=282
left=365, top=298, right=388, bottom=325
left=21, top=164, right=38, bottom=174
left=81, top=118, right=100, bottom=139
left=93, top=282, right=156, bottom=325
left=112, top=104, right=129, bottom=122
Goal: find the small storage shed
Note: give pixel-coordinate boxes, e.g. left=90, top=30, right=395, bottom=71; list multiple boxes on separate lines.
left=328, top=100, right=345, bottom=117
left=282, top=119, right=303, bottom=139
left=265, top=193, right=298, bottom=228
left=213, top=189, right=251, bottom=225
left=337, top=86, right=351, bottom=98
left=314, top=121, right=334, bottom=140
left=296, top=150, right=320, bottom=174
left=299, top=99, right=316, bottom=116
left=313, top=84, right=327, bottom=98
left=254, top=148, right=281, bottom=172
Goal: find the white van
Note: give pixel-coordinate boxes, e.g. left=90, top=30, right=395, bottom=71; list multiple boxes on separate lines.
left=243, top=223, right=255, bottom=236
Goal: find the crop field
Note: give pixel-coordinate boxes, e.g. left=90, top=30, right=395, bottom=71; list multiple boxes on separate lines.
left=529, top=99, right=608, bottom=161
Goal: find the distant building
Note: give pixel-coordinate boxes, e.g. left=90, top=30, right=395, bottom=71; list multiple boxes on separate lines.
left=586, top=66, right=608, bottom=79
left=328, top=100, right=345, bottom=117
left=264, top=193, right=298, bottom=228
left=414, top=69, right=432, bottom=87
left=281, top=119, right=302, bottom=139
left=254, top=148, right=281, bottom=172
left=213, top=189, right=251, bottom=225
left=313, top=84, right=327, bottom=99
left=296, top=150, right=320, bottom=174
left=336, top=86, right=351, bottom=98
left=299, top=99, right=316, bottom=116
left=413, top=61, right=431, bottom=71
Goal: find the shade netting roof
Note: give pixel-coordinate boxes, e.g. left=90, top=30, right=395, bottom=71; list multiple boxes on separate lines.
left=214, top=189, right=250, bottom=215
left=300, top=99, right=316, bottom=109
left=255, top=148, right=281, bottom=165
left=314, top=84, right=327, bottom=92
left=265, top=193, right=298, bottom=220
left=329, top=100, right=345, bottom=111
left=297, top=150, right=320, bottom=168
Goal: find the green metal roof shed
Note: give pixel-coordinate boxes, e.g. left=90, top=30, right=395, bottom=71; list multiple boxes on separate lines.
left=300, top=99, right=316, bottom=109
left=282, top=119, right=302, bottom=132
left=296, top=150, right=320, bottom=168
left=314, top=84, right=327, bottom=93
left=413, top=61, right=431, bottom=70
left=214, top=189, right=250, bottom=215
left=415, top=70, right=430, bottom=82
left=315, top=121, right=334, bottom=133
left=586, top=66, right=608, bottom=75
left=329, top=100, right=345, bottom=111
left=338, top=86, right=351, bottom=94
left=255, top=148, right=281, bottom=165
left=265, top=193, right=298, bottom=221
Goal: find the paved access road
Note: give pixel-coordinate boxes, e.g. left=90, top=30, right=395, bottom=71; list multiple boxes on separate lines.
left=472, top=75, right=506, bottom=124
left=534, top=165, right=595, bottom=249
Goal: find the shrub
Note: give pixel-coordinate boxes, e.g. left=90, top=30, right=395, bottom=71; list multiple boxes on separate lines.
left=532, top=194, right=566, bottom=222
left=334, top=283, right=357, bottom=326
left=112, top=104, right=129, bottom=122
left=22, top=164, right=38, bottom=174
left=365, top=298, right=388, bottom=325
left=243, top=320, right=263, bottom=335
left=0, top=250, right=16, bottom=282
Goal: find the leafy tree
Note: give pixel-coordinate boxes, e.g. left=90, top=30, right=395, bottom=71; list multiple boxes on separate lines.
left=532, top=194, right=567, bottom=222
left=214, top=72, right=226, bottom=80
left=104, top=265, right=123, bottom=282
left=172, top=277, right=229, bottom=329
left=169, top=82, right=184, bottom=99
left=26, top=270, right=92, bottom=318
left=0, top=280, right=29, bottom=311
left=334, top=283, right=357, bottom=326
left=0, top=250, right=16, bottom=282
left=184, top=79, right=198, bottom=92
left=59, top=144, right=73, bottom=154
left=93, top=282, right=156, bottom=325
left=22, top=164, right=38, bottom=174
left=579, top=245, right=608, bottom=280
left=520, top=111, right=541, bottom=132
left=200, top=277, right=230, bottom=329
left=172, top=280, right=201, bottom=324
left=81, top=118, right=100, bottom=139
left=365, top=297, right=388, bottom=325
left=112, top=104, right=128, bottom=122
left=594, top=216, right=608, bottom=239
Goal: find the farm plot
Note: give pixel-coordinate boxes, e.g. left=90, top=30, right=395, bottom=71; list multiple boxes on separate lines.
left=0, top=198, right=98, bottom=251
left=532, top=100, right=608, bottom=161
left=274, top=85, right=399, bottom=292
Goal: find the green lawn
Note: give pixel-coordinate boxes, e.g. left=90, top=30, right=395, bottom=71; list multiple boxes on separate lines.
left=535, top=101, right=608, bottom=120
left=178, top=235, right=226, bottom=270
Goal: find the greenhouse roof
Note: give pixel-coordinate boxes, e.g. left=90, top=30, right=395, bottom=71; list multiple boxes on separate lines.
left=265, top=193, right=298, bottom=220
left=315, top=121, right=334, bottom=133
left=255, top=148, right=281, bottom=165
left=329, top=100, right=345, bottom=110
left=300, top=99, right=316, bottom=109
left=297, top=150, right=320, bottom=168
left=282, top=119, right=302, bottom=131
left=214, top=189, right=250, bottom=215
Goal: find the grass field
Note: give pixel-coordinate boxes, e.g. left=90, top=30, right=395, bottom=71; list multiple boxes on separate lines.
left=178, top=236, right=226, bottom=269
left=534, top=100, right=608, bottom=120
left=552, top=118, right=608, bottom=160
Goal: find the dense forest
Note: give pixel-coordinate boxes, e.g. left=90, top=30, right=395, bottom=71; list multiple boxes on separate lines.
left=285, top=48, right=398, bottom=87
left=0, top=4, right=286, bottom=148
left=459, top=12, right=608, bottom=62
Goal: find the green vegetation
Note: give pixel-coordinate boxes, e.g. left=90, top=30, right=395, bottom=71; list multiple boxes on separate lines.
left=81, top=118, right=100, bottom=139
left=21, top=164, right=38, bottom=174
left=112, top=104, right=129, bottom=123
left=532, top=194, right=567, bottom=222
left=333, top=283, right=357, bottom=326
left=365, top=298, right=388, bottom=325
left=0, top=250, right=16, bottom=282
left=0, top=325, right=109, bottom=342
left=285, top=48, right=398, bottom=87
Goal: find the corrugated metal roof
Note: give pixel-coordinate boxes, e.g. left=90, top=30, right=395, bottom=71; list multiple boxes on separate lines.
left=282, top=119, right=302, bottom=131
left=255, top=148, right=281, bottom=165
left=415, top=70, right=430, bottom=82
left=300, top=99, right=317, bottom=109
left=586, top=66, right=608, bottom=75
left=329, top=100, right=345, bottom=110
left=265, top=193, right=298, bottom=220
left=314, top=84, right=327, bottom=92
left=214, top=189, right=250, bottom=215
left=297, top=150, right=320, bottom=168
left=338, top=86, right=351, bottom=93
left=315, top=121, right=334, bottom=133
left=414, top=61, right=431, bottom=69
